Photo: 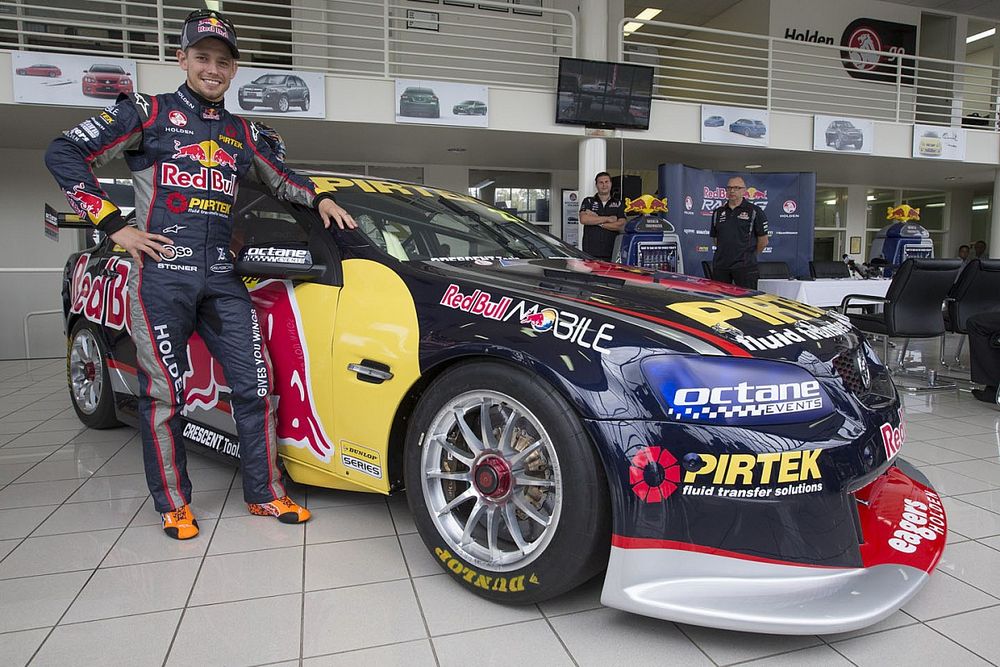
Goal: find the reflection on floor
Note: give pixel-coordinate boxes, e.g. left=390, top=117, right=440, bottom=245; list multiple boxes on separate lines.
left=1, top=345, right=1000, bottom=666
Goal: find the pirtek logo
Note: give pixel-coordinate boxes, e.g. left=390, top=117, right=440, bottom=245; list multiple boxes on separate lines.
left=684, top=450, right=822, bottom=486
left=160, top=163, right=236, bottom=196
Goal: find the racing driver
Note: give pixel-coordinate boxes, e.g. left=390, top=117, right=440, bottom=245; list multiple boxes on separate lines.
left=45, top=9, right=356, bottom=540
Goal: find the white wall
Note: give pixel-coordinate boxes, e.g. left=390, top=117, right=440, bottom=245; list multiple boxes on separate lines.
left=0, top=148, right=100, bottom=359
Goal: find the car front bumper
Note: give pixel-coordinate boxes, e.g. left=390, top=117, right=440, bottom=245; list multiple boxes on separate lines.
left=601, top=462, right=945, bottom=634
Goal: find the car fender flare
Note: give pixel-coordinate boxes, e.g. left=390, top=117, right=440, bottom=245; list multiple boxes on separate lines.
left=384, top=346, right=606, bottom=491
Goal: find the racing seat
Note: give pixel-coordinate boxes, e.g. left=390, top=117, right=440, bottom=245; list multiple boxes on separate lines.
left=701, top=261, right=713, bottom=280
left=841, top=258, right=962, bottom=391
left=940, top=259, right=1000, bottom=370
left=356, top=214, right=409, bottom=261
left=757, top=261, right=790, bottom=279
left=810, top=260, right=850, bottom=279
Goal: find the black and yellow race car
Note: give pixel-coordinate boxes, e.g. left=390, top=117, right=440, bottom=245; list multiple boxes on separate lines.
left=58, top=174, right=946, bottom=634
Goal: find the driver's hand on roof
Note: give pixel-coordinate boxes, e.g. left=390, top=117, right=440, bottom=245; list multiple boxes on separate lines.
left=318, top=197, right=357, bottom=230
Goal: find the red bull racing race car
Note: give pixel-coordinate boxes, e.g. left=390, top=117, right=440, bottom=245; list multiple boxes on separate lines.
left=58, top=174, right=945, bottom=634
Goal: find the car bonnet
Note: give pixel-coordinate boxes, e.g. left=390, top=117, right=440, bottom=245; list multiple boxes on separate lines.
left=414, top=258, right=858, bottom=366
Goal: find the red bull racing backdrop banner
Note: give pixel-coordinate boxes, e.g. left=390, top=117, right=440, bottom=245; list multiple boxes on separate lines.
left=659, top=163, right=816, bottom=278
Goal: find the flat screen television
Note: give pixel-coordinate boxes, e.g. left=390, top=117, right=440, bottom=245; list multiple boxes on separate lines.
left=556, top=57, right=654, bottom=131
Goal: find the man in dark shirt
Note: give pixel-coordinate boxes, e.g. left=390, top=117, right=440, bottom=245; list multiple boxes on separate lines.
left=710, top=176, right=769, bottom=288
left=579, top=171, right=626, bottom=261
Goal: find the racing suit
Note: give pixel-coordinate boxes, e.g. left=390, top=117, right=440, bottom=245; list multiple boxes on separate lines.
left=46, top=84, right=330, bottom=512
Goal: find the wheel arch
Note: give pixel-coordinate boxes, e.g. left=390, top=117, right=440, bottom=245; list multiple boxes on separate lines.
left=384, top=349, right=609, bottom=496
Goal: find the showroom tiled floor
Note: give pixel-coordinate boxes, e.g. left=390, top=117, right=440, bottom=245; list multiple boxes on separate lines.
left=3, top=354, right=1000, bottom=666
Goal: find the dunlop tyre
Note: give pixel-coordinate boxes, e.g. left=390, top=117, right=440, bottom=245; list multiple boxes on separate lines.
left=404, top=361, right=610, bottom=604
left=67, top=320, right=121, bottom=429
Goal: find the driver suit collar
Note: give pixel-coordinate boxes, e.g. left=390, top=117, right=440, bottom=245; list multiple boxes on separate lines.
left=177, top=83, right=226, bottom=118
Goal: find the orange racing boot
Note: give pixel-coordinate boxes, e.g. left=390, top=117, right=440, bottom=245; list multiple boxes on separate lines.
left=161, top=504, right=199, bottom=540
left=247, top=495, right=311, bottom=524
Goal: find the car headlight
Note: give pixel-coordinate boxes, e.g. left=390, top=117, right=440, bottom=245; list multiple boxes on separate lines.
left=641, top=355, right=834, bottom=426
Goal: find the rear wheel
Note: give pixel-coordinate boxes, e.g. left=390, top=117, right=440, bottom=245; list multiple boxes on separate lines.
left=405, top=362, right=610, bottom=604
left=68, top=320, right=121, bottom=429
left=300, top=93, right=310, bottom=111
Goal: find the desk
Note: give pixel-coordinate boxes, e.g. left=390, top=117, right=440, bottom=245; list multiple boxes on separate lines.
left=757, top=278, right=891, bottom=308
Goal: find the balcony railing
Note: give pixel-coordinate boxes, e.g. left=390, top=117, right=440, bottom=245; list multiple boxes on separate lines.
left=619, top=17, right=1000, bottom=130
left=0, top=0, right=576, bottom=90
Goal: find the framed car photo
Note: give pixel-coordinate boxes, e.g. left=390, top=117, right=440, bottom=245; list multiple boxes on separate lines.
left=223, top=66, right=326, bottom=118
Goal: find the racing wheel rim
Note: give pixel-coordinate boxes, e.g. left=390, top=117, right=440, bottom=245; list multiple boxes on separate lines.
left=69, top=328, right=104, bottom=415
left=420, top=390, right=563, bottom=572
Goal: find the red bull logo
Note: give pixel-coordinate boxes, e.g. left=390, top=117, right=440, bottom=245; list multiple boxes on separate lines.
left=520, top=308, right=557, bottom=332
left=744, top=187, right=768, bottom=201
left=625, top=195, right=668, bottom=215
left=212, top=147, right=236, bottom=170
left=65, top=183, right=115, bottom=223
left=68, top=254, right=130, bottom=332
left=161, top=163, right=236, bottom=196
left=886, top=204, right=920, bottom=221
left=172, top=139, right=235, bottom=169
left=173, top=140, right=208, bottom=162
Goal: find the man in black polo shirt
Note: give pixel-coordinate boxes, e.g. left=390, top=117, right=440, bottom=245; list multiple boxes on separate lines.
left=710, top=176, right=769, bottom=288
left=579, top=171, right=626, bottom=261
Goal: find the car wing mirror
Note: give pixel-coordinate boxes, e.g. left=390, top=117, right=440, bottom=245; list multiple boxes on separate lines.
left=235, top=244, right=326, bottom=281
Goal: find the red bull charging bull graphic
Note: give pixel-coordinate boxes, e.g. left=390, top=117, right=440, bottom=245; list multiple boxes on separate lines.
left=64, top=183, right=117, bottom=224
left=68, top=262, right=334, bottom=463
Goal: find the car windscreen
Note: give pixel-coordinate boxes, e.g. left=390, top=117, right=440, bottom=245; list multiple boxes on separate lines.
left=311, top=180, right=582, bottom=262
left=91, top=65, right=125, bottom=73
left=253, top=75, right=286, bottom=85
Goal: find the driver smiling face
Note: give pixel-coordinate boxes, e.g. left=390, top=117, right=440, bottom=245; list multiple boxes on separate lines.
left=177, top=39, right=238, bottom=102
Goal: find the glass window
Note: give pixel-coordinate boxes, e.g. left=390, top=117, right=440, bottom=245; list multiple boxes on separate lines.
left=814, top=186, right=846, bottom=261
left=323, top=183, right=581, bottom=262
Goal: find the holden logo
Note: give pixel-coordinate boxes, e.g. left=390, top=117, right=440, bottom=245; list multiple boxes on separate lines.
left=856, top=351, right=871, bottom=390
left=168, top=110, right=188, bottom=127
left=684, top=196, right=693, bottom=211
left=783, top=200, right=797, bottom=214
left=846, top=26, right=882, bottom=71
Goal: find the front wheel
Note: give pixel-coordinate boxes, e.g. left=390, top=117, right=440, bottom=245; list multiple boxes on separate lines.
left=67, top=320, right=121, bottom=429
left=274, top=95, right=290, bottom=113
left=404, top=361, right=610, bottom=604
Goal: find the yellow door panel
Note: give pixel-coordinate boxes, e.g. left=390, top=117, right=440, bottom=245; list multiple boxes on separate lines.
left=327, top=259, right=422, bottom=493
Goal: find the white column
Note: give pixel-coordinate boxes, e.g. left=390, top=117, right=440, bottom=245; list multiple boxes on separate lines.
left=576, top=137, right=607, bottom=250
left=606, top=0, right=625, bottom=61
left=991, top=169, right=1000, bottom=257
left=579, top=0, right=607, bottom=60
left=845, top=185, right=869, bottom=261
left=576, top=0, right=610, bottom=251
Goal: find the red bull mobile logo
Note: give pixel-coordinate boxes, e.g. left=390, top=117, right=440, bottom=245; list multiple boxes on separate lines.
left=521, top=308, right=557, bottom=332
